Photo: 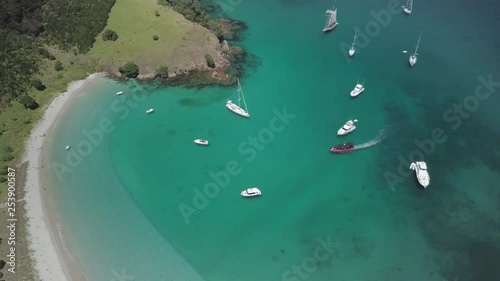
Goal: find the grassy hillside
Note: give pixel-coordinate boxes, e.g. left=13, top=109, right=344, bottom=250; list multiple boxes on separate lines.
left=90, top=0, right=223, bottom=75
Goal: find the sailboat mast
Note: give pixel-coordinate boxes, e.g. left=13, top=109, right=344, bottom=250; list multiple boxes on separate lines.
left=237, top=78, right=248, bottom=111
left=414, top=32, right=421, bottom=55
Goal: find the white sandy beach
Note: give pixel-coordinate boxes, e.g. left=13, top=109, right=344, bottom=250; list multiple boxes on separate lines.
left=22, top=73, right=105, bottom=281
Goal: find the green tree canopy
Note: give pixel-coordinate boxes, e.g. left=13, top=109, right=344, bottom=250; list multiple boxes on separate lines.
left=119, top=62, right=139, bottom=78
left=156, top=66, right=169, bottom=78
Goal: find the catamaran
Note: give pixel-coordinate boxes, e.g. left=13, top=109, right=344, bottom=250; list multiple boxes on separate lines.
left=322, top=7, right=338, bottom=32
left=226, top=78, right=250, bottom=118
left=337, top=119, right=357, bottom=135
left=349, top=30, right=357, bottom=57
left=402, top=0, right=413, bottom=15
left=350, top=78, right=365, bottom=97
left=409, top=32, right=421, bottom=67
left=409, top=161, right=430, bottom=188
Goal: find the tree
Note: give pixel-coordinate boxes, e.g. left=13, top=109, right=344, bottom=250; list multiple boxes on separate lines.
left=119, top=62, right=139, bottom=78
left=155, top=11, right=160, bottom=17
left=156, top=66, right=169, bottom=79
left=153, top=35, right=159, bottom=41
left=102, top=29, right=118, bottom=41
left=205, top=54, right=215, bottom=68
left=32, top=79, right=46, bottom=91
left=54, top=61, right=63, bottom=71
left=18, top=95, right=39, bottom=109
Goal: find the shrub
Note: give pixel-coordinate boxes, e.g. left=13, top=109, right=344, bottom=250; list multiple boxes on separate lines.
left=32, top=79, right=46, bottom=91
left=57, top=73, right=63, bottom=79
left=102, top=29, right=119, bottom=41
left=119, top=62, right=139, bottom=78
left=18, top=95, right=39, bottom=110
left=39, top=48, right=56, bottom=60
left=2, top=154, right=14, bottom=162
left=205, top=54, right=215, bottom=68
left=156, top=66, right=169, bottom=79
left=3, top=147, right=12, bottom=153
left=153, top=35, right=159, bottom=41
left=54, top=61, right=63, bottom=71
left=155, top=11, right=160, bottom=17
left=0, top=170, right=7, bottom=176
left=0, top=177, right=6, bottom=183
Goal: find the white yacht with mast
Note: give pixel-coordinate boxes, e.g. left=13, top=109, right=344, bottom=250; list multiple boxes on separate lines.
left=409, top=161, right=430, bottom=188
left=409, top=32, right=421, bottom=67
left=350, top=78, right=365, bottom=97
left=226, top=78, right=250, bottom=118
left=402, top=0, right=413, bottom=15
left=349, top=30, right=357, bottom=57
left=322, top=6, right=338, bottom=32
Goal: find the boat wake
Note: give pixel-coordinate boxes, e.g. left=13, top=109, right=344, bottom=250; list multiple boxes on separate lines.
left=354, top=127, right=390, bottom=150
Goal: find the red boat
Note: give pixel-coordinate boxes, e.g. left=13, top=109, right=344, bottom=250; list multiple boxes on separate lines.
left=330, top=142, right=355, bottom=153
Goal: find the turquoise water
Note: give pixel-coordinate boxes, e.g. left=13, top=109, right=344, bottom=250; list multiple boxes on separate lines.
left=47, top=0, right=500, bottom=280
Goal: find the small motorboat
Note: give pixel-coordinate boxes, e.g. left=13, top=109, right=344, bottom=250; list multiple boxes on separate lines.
left=330, top=142, right=355, bottom=153
left=402, top=50, right=408, bottom=53
left=409, top=161, right=430, bottom=188
left=65, top=145, right=71, bottom=150
left=194, top=139, right=209, bottom=146
left=337, top=119, right=357, bottom=136
left=241, top=187, right=261, bottom=197
left=116, top=91, right=124, bottom=95
left=146, top=108, right=154, bottom=114
left=350, top=80, right=365, bottom=97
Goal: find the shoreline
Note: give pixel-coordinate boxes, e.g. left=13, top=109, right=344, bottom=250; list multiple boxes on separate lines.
left=21, top=73, right=106, bottom=281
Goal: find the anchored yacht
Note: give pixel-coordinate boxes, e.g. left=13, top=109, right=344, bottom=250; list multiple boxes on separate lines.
left=350, top=78, right=365, bottom=97
left=409, top=161, right=430, bottom=188
left=241, top=187, right=261, bottom=197
left=194, top=139, right=209, bottom=146
left=337, top=119, right=357, bottom=136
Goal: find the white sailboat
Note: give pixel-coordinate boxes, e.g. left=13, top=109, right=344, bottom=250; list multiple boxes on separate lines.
left=350, top=78, right=365, bottom=97
left=409, top=32, right=421, bottom=67
left=409, top=161, right=430, bottom=188
left=226, top=78, right=250, bottom=118
left=402, top=0, right=413, bottom=15
left=322, top=7, right=338, bottom=32
left=349, top=30, right=357, bottom=57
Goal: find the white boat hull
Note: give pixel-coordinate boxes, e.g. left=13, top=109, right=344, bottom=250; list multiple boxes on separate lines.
left=322, top=23, right=338, bottom=32
left=337, top=126, right=356, bottom=136
left=226, top=100, right=250, bottom=118
left=194, top=139, right=209, bottom=146
left=409, top=55, right=417, bottom=67
left=349, top=48, right=355, bottom=57
left=116, top=91, right=124, bottom=95
left=241, top=187, right=261, bottom=197
left=403, top=7, right=412, bottom=14
left=146, top=109, right=154, bottom=114
left=410, top=162, right=430, bottom=188
left=350, top=88, right=364, bottom=97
